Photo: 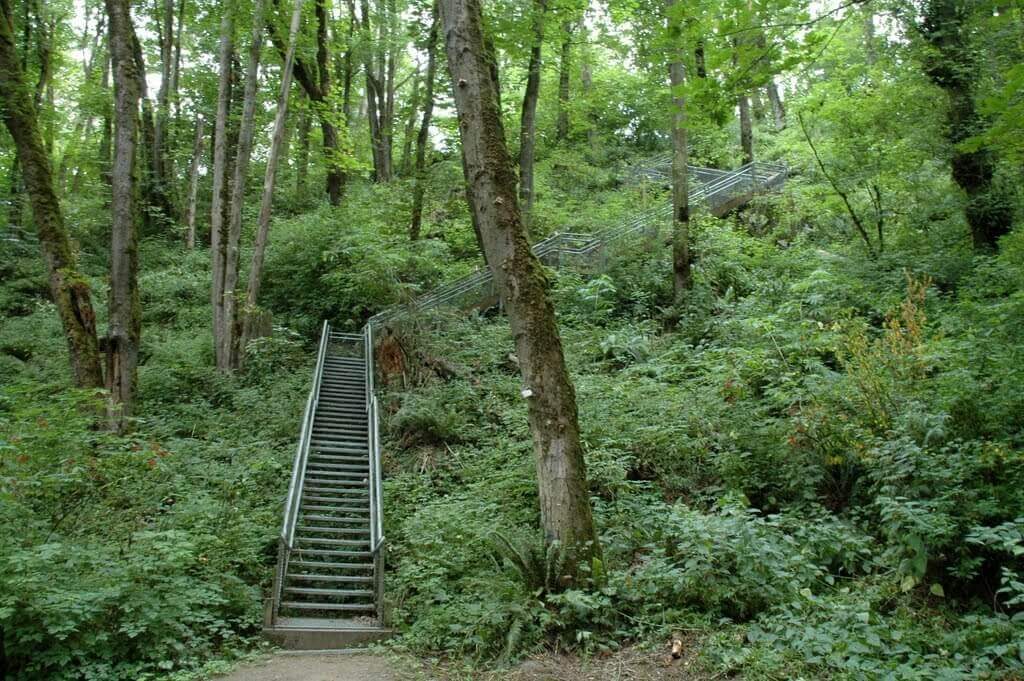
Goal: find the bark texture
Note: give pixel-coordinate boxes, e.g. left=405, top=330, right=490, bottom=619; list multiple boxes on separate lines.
left=555, top=20, right=573, bottom=142
left=767, top=77, right=785, bottom=130
left=667, top=0, right=691, bottom=298
left=0, top=0, right=104, bottom=390
left=242, top=0, right=305, bottom=350
left=409, top=3, right=438, bottom=240
left=440, top=0, right=600, bottom=579
left=518, top=0, right=547, bottom=214
left=210, top=10, right=234, bottom=365
left=105, top=0, right=143, bottom=431
left=218, top=0, right=266, bottom=371
left=738, top=92, right=753, bottom=163
left=184, top=116, right=204, bottom=249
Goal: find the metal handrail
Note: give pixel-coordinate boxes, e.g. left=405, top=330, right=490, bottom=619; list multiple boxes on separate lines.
left=364, top=323, right=384, bottom=555
left=280, top=319, right=330, bottom=549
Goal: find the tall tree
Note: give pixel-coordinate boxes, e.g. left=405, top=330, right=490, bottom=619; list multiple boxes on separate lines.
left=918, top=0, right=1014, bottom=250
left=0, top=0, right=105, bottom=390
left=667, top=0, right=691, bottom=298
left=269, top=0, right=346, bottom=204
left=242, top=0, right=306, bottom=349
left=409, top=1, right=438, bottom=240
left=555, top=19, right=573, bottom=142
left=105, top=0, right=143, bottom=431
left=184, top=116, right=204, bottom=249
left=518, top=0, right=547, bottom=215
left=440, top=0, right=600, bottom=579
left=209, top=10, right=234, bottom=365
left=218, top=0, right=266, bottom=371
left=154, top=0, right=174, bottom=185
left=766, top=76, right=785, bottom=130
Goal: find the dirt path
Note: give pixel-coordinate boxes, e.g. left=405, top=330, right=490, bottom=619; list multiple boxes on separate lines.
left=215, top=653, right=399, bottom=681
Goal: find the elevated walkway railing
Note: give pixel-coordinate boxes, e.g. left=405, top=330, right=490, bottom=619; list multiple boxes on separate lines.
left=368, top=160, right=786, bottom=328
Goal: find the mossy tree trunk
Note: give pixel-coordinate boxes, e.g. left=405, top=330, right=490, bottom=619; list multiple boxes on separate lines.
left=0, top=0, right=105, bottom=390
left=440, top=0, right=600, bottom=582
left=105, top=0, right=143, bottom=431
left=919, top=0, right=1013, bottom=251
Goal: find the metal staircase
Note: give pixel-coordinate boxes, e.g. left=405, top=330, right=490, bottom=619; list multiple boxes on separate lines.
left=264, top=323, right=387, bottom=649
left=264, top=158, right=786, bottom=649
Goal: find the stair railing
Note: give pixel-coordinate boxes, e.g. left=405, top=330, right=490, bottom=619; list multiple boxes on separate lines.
left=366, top=162, right=786, bottom=330
left=271, top=319, right=330, bottom=621
left=363, top=322, right=386, bottom=622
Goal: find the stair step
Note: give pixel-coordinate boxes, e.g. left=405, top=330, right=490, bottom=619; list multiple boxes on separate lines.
left=302, top=494, right=369, bottom=503
left=309, top=446, right=369, bottom=455
left=316, top=403, right=365, bottom=411
left=304, top=478, right=367, bottom=488
left=295, top=536, right=369, bottom=546
left=309, top=442, right=367, bottom=452
left=283, top=587, right=374, bottom=598
left=302, top=485, right=369, bottom=493
left=299, top=512, right=370, bottom=522
left=280, top=601, right=374, bottom=612
left=297, top=525, right=371, bottom=534
left=304, top=462, right=368, bottom=471
left=301, top=489, right=370, bottom=499
left=292, top=547, right=373, bottom=558
left=308, top=454, right=367, bottom=463
left=304, top=468, right=367, bottom=478
left=289, top=560, right=373, bottom=570
left=301, top=504, right=371, bottom=514
left=287, top=573, right=373, bottom=584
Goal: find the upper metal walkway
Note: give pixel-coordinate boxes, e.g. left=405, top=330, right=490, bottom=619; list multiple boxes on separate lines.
left=369, top=160, right=786, bottom=327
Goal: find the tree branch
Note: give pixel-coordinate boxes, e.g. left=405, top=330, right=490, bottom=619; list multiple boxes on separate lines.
left=797, top=110, right=876, bottom=258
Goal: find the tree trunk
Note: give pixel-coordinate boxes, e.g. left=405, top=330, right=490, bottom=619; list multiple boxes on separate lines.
left=295, top=106, right=311, bottom=195
left=217, top=0, right=266, bottom=370
left=105, top=0, right=143, bottom=431
left=99, top=47, right=113, bottom=186
left=132, top=31, right=176, bottom=228
left=0, top=0, right=105, bottom=390
left=242, top=0, right=305, bottom=353
left=667, top=0, right=691, bottom=298
left=767, top=77, right=785, bottom=130
left=580, top=57, right=597, bottom=154
left=184, top=116, right=204, bottom=249
left=358, top=0, right=390, bottom=182
left=738, top=92, right=753, bottom=163
left=518, top=0, right=547, bottom=215
left=269, top=0, right=343, bottom=204
left=172, top=0, right=185, bottom=120
left=555, top=20, right=572, bottom=143
left=155, top=0, right=173, bottom=185
left=920, top=0, right=1013, bottom=250
left=439, top=0, right=600, bottom=580
left=399, top=70, right=421, bottom=175
left=409, top=3, right=438, bottom=240
left=210, top=10, right=234, bottom=363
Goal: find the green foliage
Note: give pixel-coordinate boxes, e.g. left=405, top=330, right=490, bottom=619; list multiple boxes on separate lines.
left=0, top=243, right=304, bottom=679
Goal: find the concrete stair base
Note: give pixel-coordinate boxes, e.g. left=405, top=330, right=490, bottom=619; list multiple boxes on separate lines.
left=263, top=617, right=391, bottom=650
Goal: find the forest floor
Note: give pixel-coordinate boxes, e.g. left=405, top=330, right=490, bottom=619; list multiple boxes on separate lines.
left=214, top=643, right=711, bottom=681
left=215, top=653, right=399, bottom=681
